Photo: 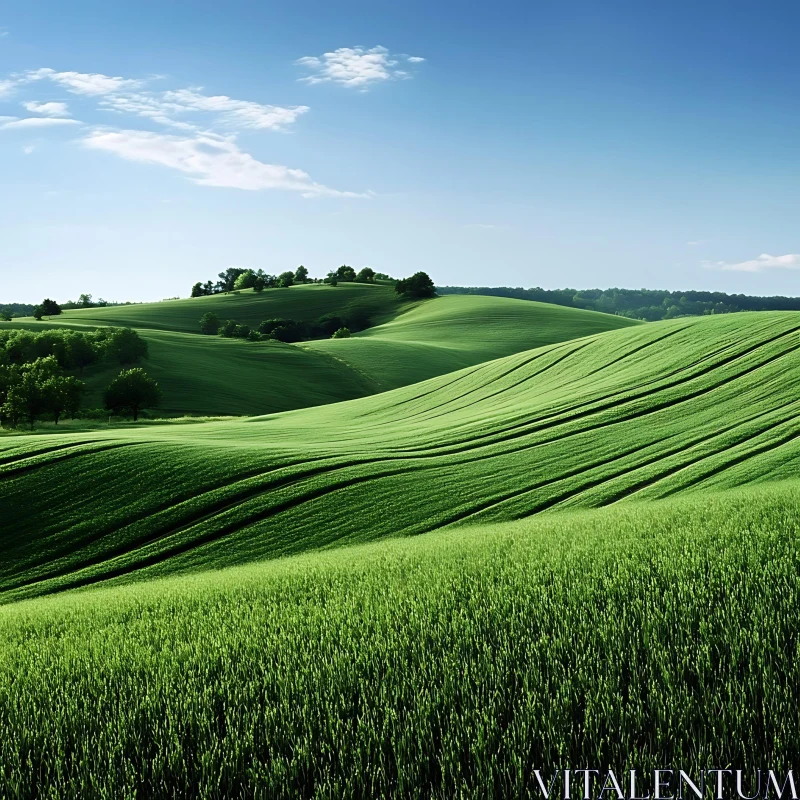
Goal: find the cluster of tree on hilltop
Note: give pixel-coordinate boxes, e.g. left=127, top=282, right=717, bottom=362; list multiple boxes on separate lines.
left=0, top=327, right=159, bottom=428
left=191, top=265, right=391, bottom=297
left=438, top=285, right=800, bottom=321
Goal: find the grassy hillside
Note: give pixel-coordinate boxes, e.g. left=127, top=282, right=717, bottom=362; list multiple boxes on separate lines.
left=47, top=282, right=403, bottom=333
left=4, top=291, right=638, bottom=416
left=1, top=481, right=799, bottom=796
left=2, top=311, right=799, bottom=600
left=303, top=294, right=639, bottom=388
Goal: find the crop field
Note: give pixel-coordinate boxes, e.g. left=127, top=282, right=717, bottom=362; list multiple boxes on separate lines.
left=3, top=306, right=800, bottom=797
left=1, top=482, right=799, bottom=797
left=2, top=311, right=800, bottom=600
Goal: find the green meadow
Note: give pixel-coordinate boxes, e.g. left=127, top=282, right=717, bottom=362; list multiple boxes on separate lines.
left=2, top=289, right=800, bottom=796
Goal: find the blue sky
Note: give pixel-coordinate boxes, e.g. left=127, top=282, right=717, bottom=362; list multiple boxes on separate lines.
left=1, top=0, right=799, bottom=303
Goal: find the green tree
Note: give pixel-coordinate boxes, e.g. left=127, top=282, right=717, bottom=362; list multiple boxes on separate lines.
left=200, top=312, right=221, bottom=335
left=331, top=327, right=351, bottom=339
left=191, top=282, right=205, bottom=298
left=64, top=332, right=98, bottom=373
left=39, top=299, right=62, bottom=318
left=41, top=375, right=86, bottom=425
left=1, top=357, right=60, bottom=429
left=395, top=271, right=436, bottom=299
left=294, top=265, right=309, bottom=283
left=78, top=293, right=94, bottom=307
left=233, top=270, right=256, bottom=290
left=32, top=306, right=44, bottom=321
left=277, top=271, right=295, bottom=288
left=355, top=267, right=375, bottom=283
left=104, top=328, right=149, bottom=364
left=253, top=275, right=266, bottom=292
left=104, top=369, right=162, bottom=422
left=218, top=319, right=238, bottom=338
left=0, top=310, right=11, bottom=322
left=336, top=265, right=356, bottom=282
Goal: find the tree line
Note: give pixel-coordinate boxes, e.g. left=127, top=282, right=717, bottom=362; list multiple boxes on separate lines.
left=437, top=285, right=800, bottom=321
left=0, top=327, right=160, bottom=429
left=200, top=311, right=371, bottom=342
left=191, top=265, right=389, bottom=297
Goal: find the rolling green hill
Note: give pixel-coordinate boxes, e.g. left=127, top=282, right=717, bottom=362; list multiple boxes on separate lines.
left=2, top=311, right=799, bottom=601
left=302, top=293, right=639, bottom=388
left=4, top=290, right=638, bottom=415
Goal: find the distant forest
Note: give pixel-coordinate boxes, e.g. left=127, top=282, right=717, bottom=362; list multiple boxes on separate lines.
left=438, top=286, right=800, bottom=321
left=0, top=303, right=35, bottom=318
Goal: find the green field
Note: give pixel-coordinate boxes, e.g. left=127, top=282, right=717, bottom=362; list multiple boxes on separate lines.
left=3, top=305, right=800, bottom=795
left=3, top=289, right=638, bottom=415
left=2, top=483, right=799, bottom=796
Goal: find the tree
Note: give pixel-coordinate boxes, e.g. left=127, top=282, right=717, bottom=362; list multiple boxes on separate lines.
left=277, top=271, right=295, bottom=288
left=216, top=267, right=248, bottom=293
left=51, top=298, right=68, bottom=314
left=218, top=319, right=238, bottom=338
left=41, top=375, right=85, bottom=425
left=32, top=306, right=44, bottom=321
left=253, top=275, right=266, bottom=292
left=78, top=293, right=94, bottom=308
left=395, top=271, right=436, bottom=299
left=325, top=271, right=339, bottom=286
left=0, top=310, right=11, bottom=322
left=104, top=328, right=148, bottom=364
left=294, top=265, right=309, bottom=283
left=63, top=332, right=98, bottom=373
left=233, top=270, right=256, bottom=290
left=336, top=265, right=356, bottom=282
left=316, top=314, right=344, bottom=336
left=200, top=312, right=221, bottom=335
left=191, top=282, right=205, bottom=298
left=331, top=327, right=351, bottom=339
left=1, top=357, right=60, bottom=429
left=104, top=369, right=161, bottom=422
left=355, top=267, right=375, bottom=283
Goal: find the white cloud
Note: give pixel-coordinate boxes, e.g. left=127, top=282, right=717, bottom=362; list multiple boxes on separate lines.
left=161, top=89, right=309, bottom=130
left=706, top=253, right=800, bottom=272
left=296, top=45, right=425, bottom=89
left=1, top=117, right=79, bottom=129
left=81, top=129, right=366, bottom=197
left=0, top=28, right=8, bottom=38
left=23, top=100, right=70, bottom=117
left=24, top=68, right=142, bottom=96
left=23, top=145, right=34, bottom=154
left=0, top=79, right=13, bottom=98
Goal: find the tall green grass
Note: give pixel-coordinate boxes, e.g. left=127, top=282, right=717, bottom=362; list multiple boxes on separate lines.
left=1, top=483, right=798, bottom=798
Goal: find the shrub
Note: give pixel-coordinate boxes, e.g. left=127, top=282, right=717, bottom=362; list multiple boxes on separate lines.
left=331, top=327, right=351, bottom=339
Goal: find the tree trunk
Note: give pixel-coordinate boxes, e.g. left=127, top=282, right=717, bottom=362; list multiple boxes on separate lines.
left=133, top=405, right=139, bottom=422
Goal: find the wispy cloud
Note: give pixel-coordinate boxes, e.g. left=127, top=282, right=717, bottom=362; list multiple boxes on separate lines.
left=23, top=144, right=34, bottom=154
left=0, top=28, right=8, bottom=38
left=296, top=45, right=425, bottom=89
left=23, top=100, right=70, bottom=117
left=705, top=253, right=800, bottom=272
left=1, top=117, right=79, bottom=129
left=161, top=89, right=308, bottom=130
left=0, top=79, right=13, bottom=98
left=81, top=129, right=367, bottom=197
left=24, top=68, right=143, bottom=96
left=686, top=240, right=707, bottom=246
